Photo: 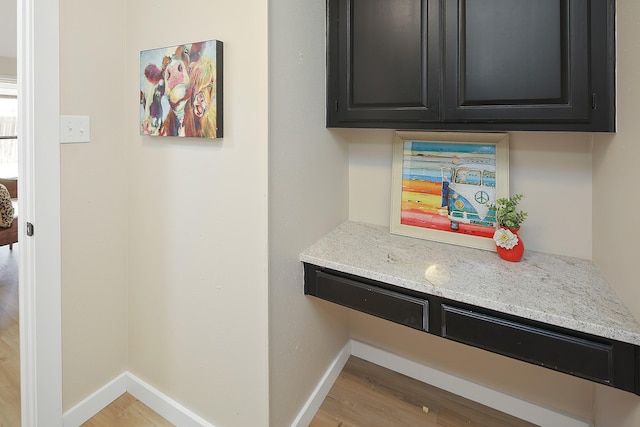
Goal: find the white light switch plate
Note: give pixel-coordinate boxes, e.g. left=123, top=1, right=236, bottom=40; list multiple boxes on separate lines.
left=60, top=115, right=91, bottom=143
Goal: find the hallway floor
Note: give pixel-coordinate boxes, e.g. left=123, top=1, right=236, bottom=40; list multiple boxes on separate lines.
left=0, top=245, right=20, bottom=427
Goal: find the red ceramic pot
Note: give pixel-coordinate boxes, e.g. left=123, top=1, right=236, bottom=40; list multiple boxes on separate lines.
left=495, top=227, right=525, bottom=262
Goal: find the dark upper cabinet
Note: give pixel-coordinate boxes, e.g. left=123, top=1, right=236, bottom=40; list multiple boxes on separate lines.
left=327, top=0, right=616, bottom=132
left=327, top=0, right=441, bottom=124
left=445, top=0, right=589, bottom=123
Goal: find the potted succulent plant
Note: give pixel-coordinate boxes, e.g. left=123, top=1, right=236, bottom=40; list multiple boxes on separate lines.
left=487, top=194, right=528, bottom=262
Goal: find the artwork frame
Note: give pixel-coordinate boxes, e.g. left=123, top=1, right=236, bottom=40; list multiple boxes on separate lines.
left=140, top=39, right=223, bottom=138
left=390, top=131, right=509, bottom=251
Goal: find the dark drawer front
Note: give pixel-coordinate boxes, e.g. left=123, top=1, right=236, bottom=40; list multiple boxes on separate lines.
left=442, top=305, right=614, bottom=384
left=315, top=271, right=428, bottom=331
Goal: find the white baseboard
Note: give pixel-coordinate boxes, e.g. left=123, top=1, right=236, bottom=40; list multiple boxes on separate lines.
left=290, top=341, right=352, bottom=427
left=62, top=339, right=593, bottom=427
left=62, top=372, right=216, bottom=427
left=351, top=340, right=593, bottom=427
left=125, top=372, right=216, bottom=427
left=62, top=373, right=127, bottom=427
left=63, top=344, right=352, bottom=427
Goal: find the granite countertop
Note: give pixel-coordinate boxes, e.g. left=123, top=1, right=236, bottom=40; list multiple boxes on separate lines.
left=300, top=221, right=640, bottom=346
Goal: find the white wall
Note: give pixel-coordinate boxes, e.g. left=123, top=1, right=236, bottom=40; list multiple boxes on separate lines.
left=125, top=1, right=269, bottom=425
left=0, top=0, right=17, bottom=64
left=60, top=0, right=129, bottom=410
left=592, top=0, right=640, bottom=425
left=348, top=130, right=593, bottom=258
left=0, top=57, right=16, bottom=77
left=268, top=0, right=351, bottom=425
left=593, top=0, right=640, bottom=328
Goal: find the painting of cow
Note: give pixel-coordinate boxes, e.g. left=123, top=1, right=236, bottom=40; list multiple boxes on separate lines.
left=140, top=39, right=223, bottom=138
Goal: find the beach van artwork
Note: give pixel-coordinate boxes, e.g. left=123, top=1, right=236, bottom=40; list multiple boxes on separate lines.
left=390, top=132, right=509, bottom=251
left=140, top=39, right=223, bottom=138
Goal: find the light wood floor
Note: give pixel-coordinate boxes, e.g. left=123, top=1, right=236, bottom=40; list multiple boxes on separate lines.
left=81, top=393, right=173, bottom=427
left=311, top=356, right=539, bottom=427
left=0, top=246, right=21, bottom=427
left=92, top=360, right=537, bottom=427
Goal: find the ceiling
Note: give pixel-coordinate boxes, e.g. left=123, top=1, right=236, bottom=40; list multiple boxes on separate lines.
left=0, top=0, right=17, bottom=59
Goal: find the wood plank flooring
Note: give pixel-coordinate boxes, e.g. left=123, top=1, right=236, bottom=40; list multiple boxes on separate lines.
left=81, top=393, right=173, bottom=427
left=0, top=246, right=20, bottom=427
left=311, top=356, right=539, bottom=427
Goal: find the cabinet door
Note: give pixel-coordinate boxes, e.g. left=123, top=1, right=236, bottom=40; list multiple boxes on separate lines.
left=327, top=0, right=441, bottom=126
left=444, top=0, right=592, bottom=124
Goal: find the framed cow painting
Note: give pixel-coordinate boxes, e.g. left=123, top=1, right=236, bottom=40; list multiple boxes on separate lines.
left=140, top=39, right=223, bottom=138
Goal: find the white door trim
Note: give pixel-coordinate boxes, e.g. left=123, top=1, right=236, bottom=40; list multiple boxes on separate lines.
left=18, top=0, right=63, bottom=424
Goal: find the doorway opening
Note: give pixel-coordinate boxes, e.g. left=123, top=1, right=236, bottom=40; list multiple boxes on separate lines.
left=0, top=48, right=20, bottom=427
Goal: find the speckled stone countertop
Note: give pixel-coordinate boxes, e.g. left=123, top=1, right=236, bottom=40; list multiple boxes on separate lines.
left=300, top=221, right=640, bottom=346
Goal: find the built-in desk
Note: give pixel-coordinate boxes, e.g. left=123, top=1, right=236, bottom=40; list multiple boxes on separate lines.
left=301, top=221, right=640, bottom=395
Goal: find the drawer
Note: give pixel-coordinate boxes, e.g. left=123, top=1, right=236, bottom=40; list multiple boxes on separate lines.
left=312, top=269, right=429, bottom=331
left=441, top=305, right=614, bottom=384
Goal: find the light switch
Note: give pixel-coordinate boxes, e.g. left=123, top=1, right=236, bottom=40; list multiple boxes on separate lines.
left=60, top=115, right=91, bottom=143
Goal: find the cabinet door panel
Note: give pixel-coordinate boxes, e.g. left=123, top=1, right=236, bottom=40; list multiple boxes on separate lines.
left=328, top=0, right=441, bottom=125
left=442, top=305, right=614, bottom=384
left=444, top=0, right=590, bottom=123
left=352, top=0, right=423, bottom=105
left=305, top=267, right=429, bottom=331
left=464, top=0, right=562, bottom=103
